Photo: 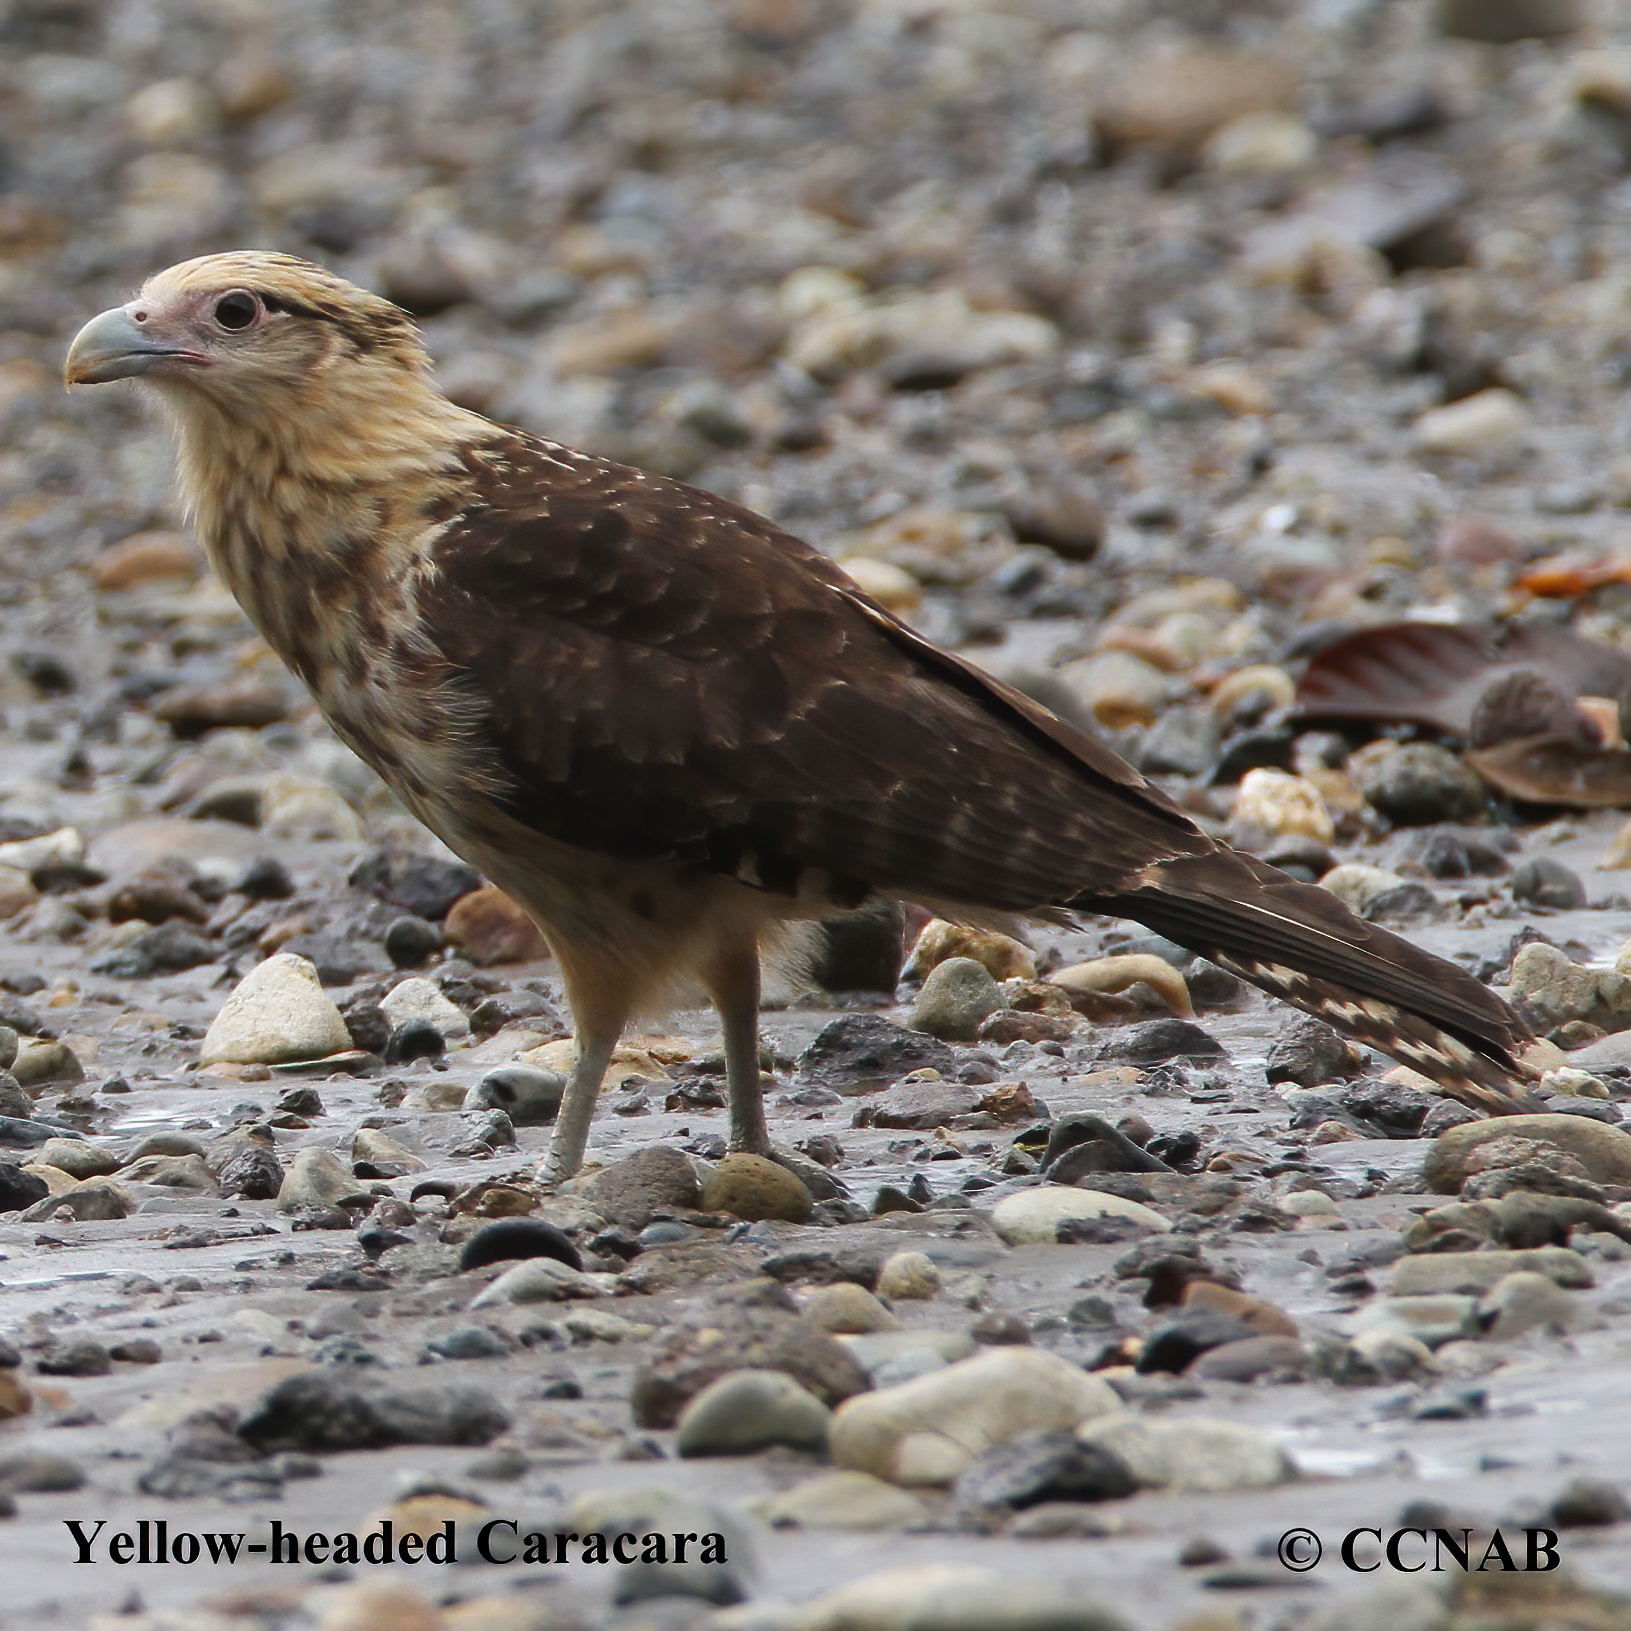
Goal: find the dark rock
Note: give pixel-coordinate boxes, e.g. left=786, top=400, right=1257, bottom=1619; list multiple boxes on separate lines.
left=630, top=1307, right=868, bottom=1429
left=426, top=1325, right=512, bottom=1360
left=970, top=1311, right=1031, bottom=1346
left=583, top=1145, right=703, bottom=1231
left=237, top=1372, right=509, bottom=1450
left=0, top=1162, right=48, bottom=1211
left=1043, top=1114, right=1171, bottom=1176
left=1549, top=1477, right=1629, bottom=1527
left=1095, top=1020, right=1225, bottom=1067
left=470, top=987, right=561, bottom=1037
left=90, top=922, right=216, bottom=978
left=37, top=1340, right=112, bottom=1377
left=1137, top=1310, right=1259, bottom=1374
left=1000, top=474, right=1104, bottom=562
left=107, top=874, right=211, bottom=926
left=1352, top=741, right=1484, bottom=826
left=338, top=990, right=391, bottom=1055
left=1422, top=1100, right=1481, bottom=1137
left=459, top=1218, right=582, bottom=1273
left=349, top=849, right=484, bottom=920
left=231, top=856, right=295, bottom=899
left=217, top=1145, right=284, bottom=1201
left=306, top=1269, right=390, bottom=1293
left=1541, top=1097, right=1623, bottom=1125
left=279, top=932, right=391, bottom=986
left=1436, top=0, right=1583, bottom=45
left=1404, top=826, right=1513, bottom=880
left=852, top=1079, right=981, bottom=1129
left=383, top=1018, right=444, bottom=1063
left=871, top=1185, right=922, bottom=1217
left=954, top=1429, right=1136, bottom=1509
left=1511, top=857, right=1588, bottom=911
left=1056, top=1215, right=1157, bottom=1244
left=1135, top=705, right=1222, bottom=778
left=807, top=902, right=908, bottom=992
left=1265, top=1016, right=1367, bottom=1088
left=384, top=915, right=442, bottom=968
left=1146, top=1129, right=1204, bottom=1170
left=793, top=1015, right=956, bottom=1095
left=977, top=1010, right=1077, bottom=1046
left=1469, top=669, right=1585, bottom=750
left=1340, top=1078, right=1438, bottom=1138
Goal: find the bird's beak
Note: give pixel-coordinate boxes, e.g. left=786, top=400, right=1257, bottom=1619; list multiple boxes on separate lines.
left=64, top=306, right=195, bottom=385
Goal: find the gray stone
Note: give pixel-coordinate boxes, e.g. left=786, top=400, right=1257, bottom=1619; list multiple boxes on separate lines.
left=801, top=1567, right=1129, bottom=1631
left=1511, top=856, right=1587, bottom=910
left=1351, top=741, right=1484, bottom=826
left=426, top=1325, right=512, bottom=1360
left=953, top=1428, right=1137, bottom=1508
left=1074, top=1412, right=1296, bottom=1492
left=910, top=958, right=1003, bottom=1042
left=1265, top=1017, right=1366, bottom=1088
left=237, top=1372, right=509, bottom=1450
left=464, top=1065, right=565, bottom=1125
left=581, top=1144, right=701, bottom=1230
left=276, top=1146, right=364, bottom=1212
left=855, top=1078, right=981, bottom=1130
left=1426, top=1115, right=1631, bottom=1193
left=676, top=1367, right=832, bottom=1456
left=1478, top=1271, right=1583, bottom=1339
left=756, top=1469, right=930, bottom=1531
left=1389, top=1247, right=1593, bottom=1296
left=35, top=1138, right=118, bottom=1180
left=794, top=1014, right=957, bottom=1095
left=1350, top=1294, right=1481, bottom=1348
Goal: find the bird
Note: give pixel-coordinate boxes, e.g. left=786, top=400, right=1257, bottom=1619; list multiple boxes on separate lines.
left=65, top=250, right=1541, bottom=1180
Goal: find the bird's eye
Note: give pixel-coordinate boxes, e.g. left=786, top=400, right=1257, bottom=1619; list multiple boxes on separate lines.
left=213, top=292, right=259, bottom=330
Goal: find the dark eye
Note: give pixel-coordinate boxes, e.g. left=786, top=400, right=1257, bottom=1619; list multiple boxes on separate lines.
left=213, top=292, right=259, bottom=330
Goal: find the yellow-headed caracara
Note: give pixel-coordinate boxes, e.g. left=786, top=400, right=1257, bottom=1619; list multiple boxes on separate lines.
left=65, top=252, right=1540, bottom=1179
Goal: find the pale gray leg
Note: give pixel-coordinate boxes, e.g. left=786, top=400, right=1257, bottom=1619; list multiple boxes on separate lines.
left=541, top=1015, right=626, bottom=1182
left=707, top=938, right=769, bottom=1155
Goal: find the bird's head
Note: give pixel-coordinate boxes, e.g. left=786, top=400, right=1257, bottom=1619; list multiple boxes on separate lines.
left=64, top=250, right=432, bottom=414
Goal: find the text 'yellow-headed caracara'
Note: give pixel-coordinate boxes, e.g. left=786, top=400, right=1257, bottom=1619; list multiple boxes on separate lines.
left=66, top=252, right=1540, bottom=1179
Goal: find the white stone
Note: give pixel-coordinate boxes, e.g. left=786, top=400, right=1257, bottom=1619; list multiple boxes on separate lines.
left=1319, top=862, right=1408, bottom=915
left=0, top=826, right=83, bottom=873
left=380, top=977, right=471, bottom=1043
left=1279, top=1189, right=1341, bottom=1218
left=799, top=1565, right=1125, bottom=1631
left=828, top=1346, right=1120, bottom=1487
left=1075, top=1412, right=1297, bottom=1492
left=753, top=1470, right=929, bottom=1533
left=988, top=1185, right=1169, bottom=1246
left=876, top=1251, right=941, bottom=1301
left=1230, top=768, right=1334, bottom=845
left=470, top=1258, right=604, bottom=1306
left=200, top=953, right=352, bottom=1066
left=1414, top=388, right=1530, bottom=455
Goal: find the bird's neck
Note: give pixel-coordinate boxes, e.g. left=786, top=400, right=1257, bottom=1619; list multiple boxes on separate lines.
left=161, top=376, right=486, bottom=626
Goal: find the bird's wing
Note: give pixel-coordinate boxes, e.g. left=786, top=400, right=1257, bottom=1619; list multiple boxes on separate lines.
left=417, top=432, right=1212, bottom=913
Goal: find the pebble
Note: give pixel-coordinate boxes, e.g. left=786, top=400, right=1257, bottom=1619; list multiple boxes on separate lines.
left=35, top=1137, right=118, bottom=1179
left=458, top=1218, right=581, bottom=1273
left=32, top=1179, right=130, bottom=1220
left=800, top=1566, right=1128, bottom=1631
left=1348, top=740, right=1486, bottom=826
left=876, top=1251, right=941, bottom=1301
left=380, top=976, right=470, bottom=1044
left=464, top=1065, right=564, bottom=1125
left=37, top=1339, right=112, bottom=1376
left=1349, top=1295, right=1481, bottom=1349
left=1094, top=1018, right=1226, bottom=1066
left=700, top=1153, right=813, bottom=1223
left=755, top=1469, right=930, bottom=1531
left=828, top=1347, right=1120, bottom=1487
left=1074, top=1413, right=1297, bottom=1492
left=1049, top=955, right=1192, bottom=1018
left=1438, top=0, right=1583, bottom=44
left=1191, top=1335, right=1307, bottom=1382
left=276, top=1146, right=364, bottom=1212
left=218, top=1145, right=284, bottom=1200
left=794, top=1014, right=957, bottom=1094
left=0, top=1163, right=49, bottom=1212
left=122, top=1152, right=218, bottom=1191
left=11, top=1039, right=83, bottom=1087
left=1478, top=1270, right=1583, bottom=1339
left=1512, top=856, right=1588, bottom=909
left=1425, top=1114, right=1631, bottom=1192
left=1414, top=388, right=1532, bottom=455
left=426, top=1325, right=512, bottom=1361
left=675, top=1368, right=832, bottom=1456
left=1265, top=1016, right=1366, bottom=1088
left=989, top=1186, right=1170, bottom=1245
left=441, top=885, right=548, bottom=964
left=855, top=1077, right=981, bottom=1129
left=199, top=953, right=352, bottom=1066
left=802, top=1283, right=900, bottom=1335
left=1390, top=1247, right=1593, bottom=1296
left=237, top=1372, right=509, bottom=1451
left=1510, top=943, right=1631, bottom=1034
left=351, top=1126, right=425, bottom=1176
left=910, top=956, right=1003, bottom=1041
left=1227, top=768, right=1334, bottom=849
left=955, top=1428, right=1137, bottom=1508
left=582, top=1144, right=703, bottom=1229
left=904, top=920, right=1035, bottom=983
left=1055, top=650, right=1169, bottom=729
left=632, top=1304, right=869, bottom=1430
left=469, top=1258, right=603, bottom=1306
left=0, top=1451, right=85, bottom=1492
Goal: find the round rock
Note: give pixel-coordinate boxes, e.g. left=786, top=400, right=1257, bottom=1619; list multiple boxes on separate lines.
left=464, top=1066, right=565, bottom=1126
left=909, top=957, right=1003, bottom=1042
left=989, top=1186, right=1170, bottom=1246
left=676, top=1368, right=832, bottom=1456
left=199, top=953, right=352, bottom=1067
left=700, top=1153, right=813, bottom=1223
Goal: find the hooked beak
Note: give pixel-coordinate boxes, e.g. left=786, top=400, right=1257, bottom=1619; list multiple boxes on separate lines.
left=64, top=306, right=203, bottom=385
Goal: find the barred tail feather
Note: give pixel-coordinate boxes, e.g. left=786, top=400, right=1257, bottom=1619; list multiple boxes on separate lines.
left=1073, top=850, right=1542, bottom=1117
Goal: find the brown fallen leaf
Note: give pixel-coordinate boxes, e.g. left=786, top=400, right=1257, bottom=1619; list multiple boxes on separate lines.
left=1293, top=621, right=1631, bottom=736
left=1466, top=733, right=1631, bottom=808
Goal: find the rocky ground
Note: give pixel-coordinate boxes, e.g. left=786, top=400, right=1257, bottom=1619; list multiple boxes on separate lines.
left=13, top=0, right=1631, bottom=1629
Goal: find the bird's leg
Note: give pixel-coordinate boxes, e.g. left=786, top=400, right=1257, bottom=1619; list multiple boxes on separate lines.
left=706, top=937, right=770, bottom=1156
left=540, top=983, right=630, bottom=1182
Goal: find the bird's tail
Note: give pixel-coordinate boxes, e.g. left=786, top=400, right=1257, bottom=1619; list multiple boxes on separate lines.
left=1071, top=849, right=1542, bottom=1116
